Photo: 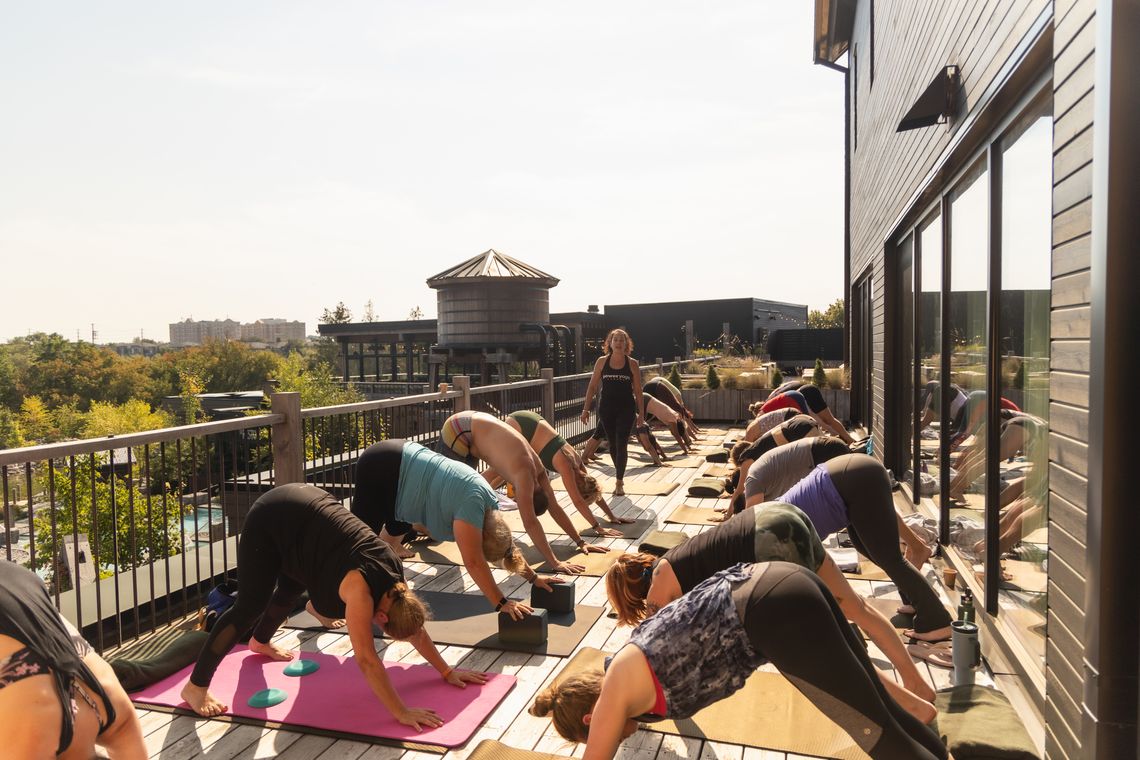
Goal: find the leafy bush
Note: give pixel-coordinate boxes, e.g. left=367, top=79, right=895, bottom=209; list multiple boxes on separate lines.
left=706, top=365, right=721, bottom=390
left=771, top=367, right=784, bottom=388
left=667, top=364, right=683, bottom=389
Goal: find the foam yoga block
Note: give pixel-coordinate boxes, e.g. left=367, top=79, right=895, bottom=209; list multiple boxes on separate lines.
left=639, top=530, right=689, bottom=556
left=498, top=608, right=548, bottom=645
left=530, top=583, right=575, bottom=613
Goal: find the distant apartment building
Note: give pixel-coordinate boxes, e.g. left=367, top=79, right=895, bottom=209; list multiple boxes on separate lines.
left=168, top=319, right=241, bottom=346
left=239, top=318, right=306, bottom=345
left=168, top=318, right=303, bottom=347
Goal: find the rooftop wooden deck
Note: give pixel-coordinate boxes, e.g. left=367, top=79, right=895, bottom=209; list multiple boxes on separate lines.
left=131, top=427, right=981, bottom=760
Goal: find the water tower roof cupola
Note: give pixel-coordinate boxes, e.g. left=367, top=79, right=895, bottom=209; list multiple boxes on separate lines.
left=426, top=249, right=559, bottom=289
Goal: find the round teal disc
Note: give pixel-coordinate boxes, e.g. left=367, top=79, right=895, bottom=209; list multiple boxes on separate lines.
left=283, top=659, right=320, bottom=677
left=247, top=688, right=288, bottom=708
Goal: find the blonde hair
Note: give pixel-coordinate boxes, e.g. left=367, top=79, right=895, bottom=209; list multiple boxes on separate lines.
left=482, top=510, right=528, bottom=574
left=577, top=473, right=601, bottom=503
left=604, top=552, right=655, bottom=626
left=382, top=582, right=430, bottom=640
left=748, top=401, right=764, bottom=416
left=604, top=328, right=634, bottom=356
left=530, top=671, right=604, bottom=743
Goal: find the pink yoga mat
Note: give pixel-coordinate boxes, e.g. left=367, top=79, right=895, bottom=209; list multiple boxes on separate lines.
left=132, top=646, right=516, bottom=748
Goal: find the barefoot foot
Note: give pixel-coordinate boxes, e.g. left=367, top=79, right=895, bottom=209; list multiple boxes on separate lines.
left=905, top=541, right=933, bottom=570
left=181, top=683, right=229, bottom=717
left=613, top=481, right=625, bottom=496
left=249, top=638, right=295, bottom=661
left=305, top=599, right=345, bottom=629
left=906, top=625, right=953, bottom=643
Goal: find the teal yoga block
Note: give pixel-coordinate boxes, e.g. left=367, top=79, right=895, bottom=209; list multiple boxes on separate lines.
left=530, top=582, right=575, bottom=613
left=498, top=608, right=549, bottom=645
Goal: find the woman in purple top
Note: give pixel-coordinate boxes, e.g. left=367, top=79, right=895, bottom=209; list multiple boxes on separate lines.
left=779, top=454, right=952, bottom=641
left=530, top=562, right=948, bottom=759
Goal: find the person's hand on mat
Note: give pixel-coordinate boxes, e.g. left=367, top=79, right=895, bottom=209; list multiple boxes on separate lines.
left=500, top=599, right=534, bottom=620
left=606, top=515, right=637, bottom=525
left=587, top=524, right=624, bottom=537
left=532, top=575, right=565, bottom=592
left=396, top=706, right=443, bottom=731
left=551, top=560, right=587, bottom=574
left=444, top=669, right=489, bottom=688
left=578, top=542, right=610, bottom=554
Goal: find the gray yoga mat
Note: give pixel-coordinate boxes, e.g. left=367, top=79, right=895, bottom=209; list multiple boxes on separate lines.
left=285, top=590, right=604, bottom=657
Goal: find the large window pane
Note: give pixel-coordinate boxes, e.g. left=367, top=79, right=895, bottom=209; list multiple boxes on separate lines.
left=947, top=161, right=989, bottom=585
left=916, top=214, right=942, bottom=500
left=897, top=233, right=914, bottom=477
left=998, top=105, right=1052, bottom=664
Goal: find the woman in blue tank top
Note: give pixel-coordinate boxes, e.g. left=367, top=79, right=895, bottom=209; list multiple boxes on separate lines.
left=531, top=562, right=948, bottom=759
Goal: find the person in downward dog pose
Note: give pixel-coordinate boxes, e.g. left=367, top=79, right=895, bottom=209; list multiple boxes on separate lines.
left=531, top=562, right=949, bottom=759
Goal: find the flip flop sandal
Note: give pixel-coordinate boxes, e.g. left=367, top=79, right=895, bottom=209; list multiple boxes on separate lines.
left=907, top=644, right=954, bottom=668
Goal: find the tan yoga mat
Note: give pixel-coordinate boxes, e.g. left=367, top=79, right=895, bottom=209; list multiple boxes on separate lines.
left=286, top=591, right=604, bottom=657
left=552, top=478, right=678, bottom=496
left=703, top=464, right=734, bottom=477
left=664, top=504, right=725, bottom=525
left=999, top=559, right=1047, bottom=594
left=402, top=537, right=621, bottom=576
left=499, top=509, right=655, bottom=539
left=553, top=649, right=869, bottom=759
left=468, top=740, right=565, bottom=760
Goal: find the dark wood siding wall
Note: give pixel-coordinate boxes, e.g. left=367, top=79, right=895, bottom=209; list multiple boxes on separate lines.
left=848, top=0, right=1051, bottom=466
left=846, top=0, right=1099, bottom=757
left=1044, top=1, right=1094, bottom=757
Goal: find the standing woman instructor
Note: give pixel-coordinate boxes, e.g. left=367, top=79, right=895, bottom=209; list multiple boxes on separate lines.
left=581, top=329, right=644, bottom=497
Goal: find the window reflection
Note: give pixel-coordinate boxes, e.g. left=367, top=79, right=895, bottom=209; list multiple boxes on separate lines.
left=997, top=107, right=1052, bottom=662
left=947, top=161, right=989, bottom=585
left=915, top=215, right=942, bottom=500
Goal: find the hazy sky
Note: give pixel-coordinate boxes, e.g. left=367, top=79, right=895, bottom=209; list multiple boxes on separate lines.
left=0, top=2, right=844, bottom=344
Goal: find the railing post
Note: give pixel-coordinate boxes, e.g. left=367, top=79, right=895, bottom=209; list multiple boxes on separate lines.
left=270, top=392, right=304, bottom=484
left=453, top=376, right=471, bottom=412
left=655, top=358, right=664, bottom=376
left=541, top=368, right=555, bottom=420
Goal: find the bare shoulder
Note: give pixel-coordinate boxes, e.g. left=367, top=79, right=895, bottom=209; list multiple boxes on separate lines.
left=628, top=357, right=641, bottom=370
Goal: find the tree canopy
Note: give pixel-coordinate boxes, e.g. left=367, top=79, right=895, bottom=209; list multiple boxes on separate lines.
left=808, top=298, right=845, bottom=329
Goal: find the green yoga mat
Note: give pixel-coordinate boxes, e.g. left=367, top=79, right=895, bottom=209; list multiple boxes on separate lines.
left=286, top=590, right=604, bottom=657
left=551, top=648, right=870, bottom=759
left=107, top=626, right=209, bottom=692
left=935, top=684, right=1038, bottom=759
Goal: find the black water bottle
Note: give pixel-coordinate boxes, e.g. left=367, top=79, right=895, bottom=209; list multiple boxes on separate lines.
left=958, top=588, right=975, bottom=623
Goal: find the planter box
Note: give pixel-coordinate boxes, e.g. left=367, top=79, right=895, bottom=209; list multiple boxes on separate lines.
left=680, top=388, right=850, bottom=423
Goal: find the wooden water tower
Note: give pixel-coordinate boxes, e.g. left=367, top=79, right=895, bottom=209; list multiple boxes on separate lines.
left=427, top=249, right=559, bottom=384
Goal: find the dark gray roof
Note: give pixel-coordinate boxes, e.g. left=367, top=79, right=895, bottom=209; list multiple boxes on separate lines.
left=426, top=249, right=559, bottom=288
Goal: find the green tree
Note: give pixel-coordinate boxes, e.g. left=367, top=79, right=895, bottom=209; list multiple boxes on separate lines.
left=0, top=348, right=18, bottom=408
left=274, top=354, right=362, bottom=409
left=321, top=302, right=353, bottom=324
left=0, top=407, right=26, bottom=449
left=19, top=396, right=57, bottom=444
left=32, top=458, right=182, bottom=590
left=813, top=358, right=828, bottom=388
left=705, top=365, right=721, bottom=390
left=667, top=364, right=683, bottom=389
left=771, top=367, right=784, bottom=388
left=83, top=400, right=173, bottom=438
left=274, top=354, right=372, bottom=459
left=808, top=298, right=845, bottom=329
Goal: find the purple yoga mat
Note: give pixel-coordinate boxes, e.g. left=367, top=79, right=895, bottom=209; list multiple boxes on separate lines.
left=132, top=646, right=516, bottom=748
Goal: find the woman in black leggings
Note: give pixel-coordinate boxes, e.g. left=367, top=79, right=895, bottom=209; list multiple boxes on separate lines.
left=581, top=329, right=644, bottom=496
left=781, top=454, right=952, bottom=641
left=181, top=483, right=485, bottom=727
left=532, top=562, right=947, bottom=759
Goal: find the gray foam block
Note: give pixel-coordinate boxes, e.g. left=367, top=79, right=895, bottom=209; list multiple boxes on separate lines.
left=498, top=608, right=548, bottom=645
left=530, top=582, right=575, bottom=613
